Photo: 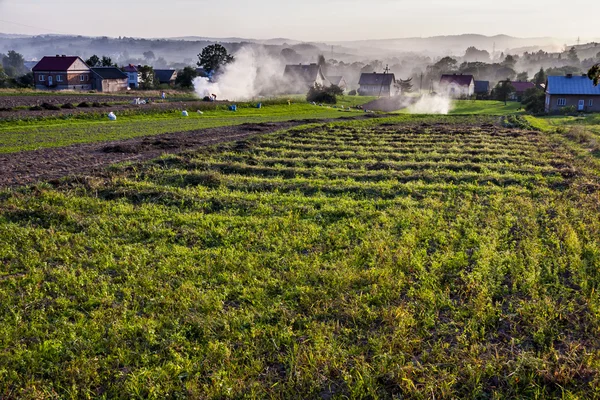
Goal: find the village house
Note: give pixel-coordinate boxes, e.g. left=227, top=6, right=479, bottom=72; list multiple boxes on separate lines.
left=123, top=64, right=140, bottom=88
left=545, top=74, right=600, bottom=113
left=283, top=63, right=330, bottom=93
left=474, top=80, right=490, bottom=99
left=91, top=67, right=128, bottom=93
left=326, top=76, right=347, bottom=91
left=439, top=74, right=475, bottom=98
left=155, top=69, right=178, bottom=87
left=32, top=55, right=92, bottom=91
left=509, top=81, right=535, bottom=101
left=358, top=72, right=397, bottom=97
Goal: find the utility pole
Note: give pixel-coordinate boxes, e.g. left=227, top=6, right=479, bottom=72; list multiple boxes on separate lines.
left=577, top=36, right=581, bottom=46
left=492, top=42, right=496, bottom=60
left=420, top=72, right=424, bottom=93
left=383, top=64, right=390, bottom=74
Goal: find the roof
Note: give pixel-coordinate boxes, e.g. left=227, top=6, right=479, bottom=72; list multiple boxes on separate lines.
left=474, top=80, right=489, bottom=93
left=327, top=76, right=345, bottom=86
left=123, top=64, right=138, bottom=72
left=440, top=74, right=474, bottom=86
left=91, top=67, right=127, bottom=80
left=284, top=64, right=325, bottom=85
left=546, top=75, right=600, bottom=96
left=358, top=73, right=396, bottom=86
left=32, top=56, right=86, bottom=71
left=155, top=69, right=177, bottom=83
left=510, top=81, right=535, bottom=93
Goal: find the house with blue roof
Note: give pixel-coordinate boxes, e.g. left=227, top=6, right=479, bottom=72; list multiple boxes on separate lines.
left=545, top=74, right=600, bottom=113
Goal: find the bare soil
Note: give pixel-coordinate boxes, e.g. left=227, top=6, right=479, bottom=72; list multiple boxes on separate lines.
left=0, top=117, right=373, bottom=188
left=0, top=97, right=228, bottom=119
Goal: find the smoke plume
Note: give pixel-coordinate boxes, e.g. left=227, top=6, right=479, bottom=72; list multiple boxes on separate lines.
left=407, top=94, right=453, bottom=115
left=193, top=47, right=287, bottom=101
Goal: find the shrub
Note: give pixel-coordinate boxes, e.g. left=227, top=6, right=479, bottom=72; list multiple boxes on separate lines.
left=348, top=89, right=357, bottom=96
left=560, top=105, right=577, bottom=115
left=77, top=102, right=90, bottom=108
left=306, top=84, right=342, bottom=104
left=61, top=103, right=75, bottom=109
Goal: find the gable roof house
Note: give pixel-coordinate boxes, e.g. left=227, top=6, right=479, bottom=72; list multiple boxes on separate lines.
left=283, top=64, right=330, bottom=93
left=508, top=81, right=535, bottom=101
left=123, top=64, right=140, bottom=88
left=358, top=73, right=397, bottom=97
left=155, top=69, right=178, bottom=86
left=545, top=74, right=600, bottom=113
left=32, top=55, right=92, bottom=91
left=91, top=67, right=128, bottom=93
left=327, top=76, right=347, bottom=91
left=439, top=74, right=475, bottom=98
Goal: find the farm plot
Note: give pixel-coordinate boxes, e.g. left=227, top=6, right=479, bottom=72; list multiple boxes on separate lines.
left=1, top=117, right=600, bottom=398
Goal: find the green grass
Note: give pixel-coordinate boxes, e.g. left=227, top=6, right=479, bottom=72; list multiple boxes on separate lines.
left=450, top=100, right=524, bottom=115
left=1, top=115, right=600, bottom=398
left=0, top=103, right=362, bottom=153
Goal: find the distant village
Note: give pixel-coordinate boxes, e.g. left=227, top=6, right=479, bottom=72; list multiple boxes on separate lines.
left=5, top=42, right=600, bottom=114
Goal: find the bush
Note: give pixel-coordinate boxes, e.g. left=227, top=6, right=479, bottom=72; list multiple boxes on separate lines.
left=77, top=102, right=90, bottom=108
left=521, top=88, right=545, bottom=115
left=560, top=105, right=577, bottom=115
left=348, top=89, right=357, bottom=96
left=61, top=103, right=75, bottom=109
left=306, top=84, right=341, bottom=104
left=92, top=102, right=103, bottom=108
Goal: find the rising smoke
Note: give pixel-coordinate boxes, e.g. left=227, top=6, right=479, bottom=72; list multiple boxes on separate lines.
left=407, top=94, right=454, bottom=115
left=193, top=47, right=288, bottom=101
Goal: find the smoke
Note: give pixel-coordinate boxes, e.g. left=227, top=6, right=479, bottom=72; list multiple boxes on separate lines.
left=407, top=94, right=453, bottom=115
left=193, top=46, right=287, bottom=101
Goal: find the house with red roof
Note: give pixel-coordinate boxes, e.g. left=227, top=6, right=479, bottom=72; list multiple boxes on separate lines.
left=439, top=74, right=475, bottom=98
left=508, top=81, right=535, bottom=101
left=32, top=55, right=92, bottom=90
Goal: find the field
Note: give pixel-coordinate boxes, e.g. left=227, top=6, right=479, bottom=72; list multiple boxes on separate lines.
left=1, top=114, right=600, bottom=398
left=450, top=100, right=524, bottom=115
left=0, top=103, right=363, bottom=153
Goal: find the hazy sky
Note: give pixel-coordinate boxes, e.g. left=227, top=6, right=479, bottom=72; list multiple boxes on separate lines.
left=0, top=0, right=595, bottom=41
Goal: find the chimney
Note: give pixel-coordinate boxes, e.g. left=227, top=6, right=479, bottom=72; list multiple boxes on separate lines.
left=582, top=74, right=588, bottom=77
left=62, top=55, right=66, bottom=57
left=55, top=54, right=60, bottom=57
left=566, top=74, right=573, bottom=78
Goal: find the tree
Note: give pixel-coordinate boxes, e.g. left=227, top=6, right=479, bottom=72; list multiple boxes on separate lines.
left=100, top=56, right=116, bottom=67
left=197, top=44, right=234, bottom=74
left=495, top=80, right=515, bottom=105
left=137, top=65, right=157, bottom=89
left=521, top=87, right=545, bottom=114
left=15, top=72, right=34, bottom=88
left=85, top=55, right=101, bottom=67
left=502, top=54, right=517, bottom=67
left=143, top=51, right=155, bottom=61
left=533, top=67, right=546, bottom=86
left=396, top=78, right=413, bottom=93
left=464, top=47, right=490, bottom=62
left=2, top=50, right=27, bottom=77
left=433, top=56, right=458, bottom=73
left=516, top=71, right=529, bottom=82
left=175, top=66, right=198, bottom=89
left=589, top=64, right=600, bottom=85
left=568, top=47, right=580, bottom=63
left=0, top=66, right=9, bottom=88
left=280, top=48, right=301, bottom=64
left=317, top=54, right=327, bottom=74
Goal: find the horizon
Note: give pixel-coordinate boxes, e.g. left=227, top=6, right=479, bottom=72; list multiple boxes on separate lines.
left=0, top=0, right=596, bottom=42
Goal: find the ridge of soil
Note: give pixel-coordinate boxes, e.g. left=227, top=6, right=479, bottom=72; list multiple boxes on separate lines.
left=0, top=116, right=377, bottom=188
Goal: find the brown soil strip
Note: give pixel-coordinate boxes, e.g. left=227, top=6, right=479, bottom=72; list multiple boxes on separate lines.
left=0, top=116, right=377, bottom=188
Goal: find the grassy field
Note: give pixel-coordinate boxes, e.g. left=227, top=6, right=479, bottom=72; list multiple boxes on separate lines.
left=1, top=115, right=600, bottom=398
left=450, top=100, right=524, bottom=115
left=0, top=103, right=362, bottom=153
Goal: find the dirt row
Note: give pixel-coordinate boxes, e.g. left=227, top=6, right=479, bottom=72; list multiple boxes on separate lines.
left=0, top=94, right=140, bottom=109
left=0, top=118, right=376, bottom=188
left=0, top=99, right=231, bottom=119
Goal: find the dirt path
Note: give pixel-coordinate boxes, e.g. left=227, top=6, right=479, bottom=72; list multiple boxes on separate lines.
left=0, top=117, right=375, bottom=188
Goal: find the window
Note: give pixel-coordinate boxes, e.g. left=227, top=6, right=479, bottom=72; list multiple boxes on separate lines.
left=38, top=74, right=45, bottom=82
left=56, top=75, right=62, bottom=82
left=546, top=96, right=550, bottom=105
left=80, top=74, right=88, bottom=82
left=557, top=98, right=567, bottom=106
left=590, top=99, right=594, bottom=107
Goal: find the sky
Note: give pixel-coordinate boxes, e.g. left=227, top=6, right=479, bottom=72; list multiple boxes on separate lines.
left=0, top=0, right=596, bottom=42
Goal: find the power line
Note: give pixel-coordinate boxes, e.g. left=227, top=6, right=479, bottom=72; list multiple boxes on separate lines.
left=0, top=19, right=72, bottom=35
